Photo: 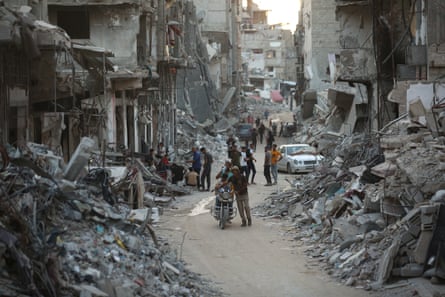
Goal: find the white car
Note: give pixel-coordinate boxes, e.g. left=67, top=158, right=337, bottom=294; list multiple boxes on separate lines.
left=277, top=144, right=324, bottom=173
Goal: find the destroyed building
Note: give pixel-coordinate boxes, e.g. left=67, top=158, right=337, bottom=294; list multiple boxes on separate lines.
left=251, top=0, right=445, bottom=292
left=0, top=0, right=226, bottom=164
left=297, top=0, right=445, bottom=136
left=240, top=0, right=298, bottom=102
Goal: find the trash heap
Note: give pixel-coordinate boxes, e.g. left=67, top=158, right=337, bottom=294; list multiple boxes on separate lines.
left=0, top=141, right=223, bottom=297
left=255, top=99, right=445, bottom=290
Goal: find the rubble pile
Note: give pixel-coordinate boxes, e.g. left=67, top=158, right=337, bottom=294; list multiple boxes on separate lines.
left=0, top=142, right=223, bottom=297
left=255, top=119, right=445, bottom=290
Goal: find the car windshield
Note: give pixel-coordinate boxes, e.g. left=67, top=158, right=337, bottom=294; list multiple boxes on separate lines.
left=286, top=145, right=316, bottom=155
left=237, top=124, right=252, bottom=132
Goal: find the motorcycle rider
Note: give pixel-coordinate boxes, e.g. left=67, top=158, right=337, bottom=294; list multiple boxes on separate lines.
left=214, top=173, right=235, bottom=220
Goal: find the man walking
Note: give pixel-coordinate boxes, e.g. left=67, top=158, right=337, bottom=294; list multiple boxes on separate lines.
left=200, top=147, right=213, bottom=191
left=229, top=166, right=252, bottom=227
left=266, top=129, right=274, bottom=147
left=258, top=123, right=265, bottom=144
left=229, top=144, right=241, bottom=168
left=247, top=143, right=257, bottom=184
left=263, top=146, right=272, bottom=186
left=271, top=144, right=282, bottom=185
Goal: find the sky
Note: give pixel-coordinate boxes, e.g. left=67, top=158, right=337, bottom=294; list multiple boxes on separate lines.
left=254, top=0, right=300, bottom=31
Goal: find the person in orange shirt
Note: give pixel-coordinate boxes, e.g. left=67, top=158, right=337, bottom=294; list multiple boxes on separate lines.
left=270, top=144, right=282, bottom=185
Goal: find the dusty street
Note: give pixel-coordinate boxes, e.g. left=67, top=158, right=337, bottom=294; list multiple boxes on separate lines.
left=158, top=129, right=373, bottom=297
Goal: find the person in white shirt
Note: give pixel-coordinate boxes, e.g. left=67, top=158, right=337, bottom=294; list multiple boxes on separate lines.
left=240, top=146, right=248, bottom=177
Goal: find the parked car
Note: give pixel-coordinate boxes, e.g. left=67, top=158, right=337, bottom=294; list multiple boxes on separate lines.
left=235, top=123, right=253, bottom=142
left=281, top=122, right=297, bottom=137
left=277, top=144, right=324, bottom=173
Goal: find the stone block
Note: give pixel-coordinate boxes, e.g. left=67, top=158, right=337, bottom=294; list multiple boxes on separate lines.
left=409, top=97, right=426, bottom=118
left=399, top=263, right=424, bottom=277
left=72, top=284, right=108, bottom=297
left=414, top=231, right=433, bottom=264
left=63, top=137, right=96, bottom=181
left=400, top=231, right=415, bottom=246
left=370, top=161, right=397, bottom=178
left=97, top=279, right=116, bottom=297
left=113, top=283, right=137, bottom=297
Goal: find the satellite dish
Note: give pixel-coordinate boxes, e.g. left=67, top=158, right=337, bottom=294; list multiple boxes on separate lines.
left=197, top=10, right=206, bottom=23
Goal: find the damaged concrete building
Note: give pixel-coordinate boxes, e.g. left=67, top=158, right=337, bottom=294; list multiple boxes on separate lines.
left=258, top=0, right=445, bottom=291
left=239, top=0, right=298, bottom=102
left=296, top=0, right=445, bottom=138
left=0, top=1, right=73, bottom=154
left=0, top=0, right=223, bottom=163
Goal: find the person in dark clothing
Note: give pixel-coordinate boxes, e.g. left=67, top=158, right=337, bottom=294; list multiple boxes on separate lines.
left=189, top=146, right=201, bottom=190
left=258, top=123, right=265, bottom=144
left=200, top=147, right=213, bottom=191
left=170, top=163, right=185, bottom=184
left=146, top=148, right=155, bottom=167
left=226, top=135, right=235, bottom=158
left=229, top=144, right=241, bottom=168
left=228, top=166, right=252, bottom=227
left=263, top=146, right=272, bottom=186
left=247, top=143, right=257, bottom=184
left=266, top=129, right=274, bottom=147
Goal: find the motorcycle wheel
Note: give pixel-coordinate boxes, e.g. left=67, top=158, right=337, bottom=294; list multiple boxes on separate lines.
left=219, top=208, right=226, bottom=229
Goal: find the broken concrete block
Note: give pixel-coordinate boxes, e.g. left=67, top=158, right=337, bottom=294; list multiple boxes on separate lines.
left=399, top=231, right=415, bottom=246
left=399, top=263, right=424, bottom=277
left=124, top=235, right=142, bottom=252
left=370, top=161, right=397, bottom=178
left=328, top=87, right=354, bottom=110
left=409, top=97, right=426, bottom=118
left=414, top=231, right=434, bottom=264
left=376, top=238, right=400, bottom=285
left=64, top=137, right=96, bottom=181
left=431, top=189, right=445, bottom=203
left=127, top=207, right=160, bottom=223
left=83, top=267, right=102, bottom=281
left=113, top=282, right=137, bottom=297
left=71, top=284, right=108, bottom=297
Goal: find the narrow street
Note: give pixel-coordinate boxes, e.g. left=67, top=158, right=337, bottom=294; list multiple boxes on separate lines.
left=158, top=134, right=371, bottom=297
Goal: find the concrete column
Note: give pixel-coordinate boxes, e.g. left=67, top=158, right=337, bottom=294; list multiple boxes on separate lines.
left=106, top=93, right=116, bottom=148
left=122, top=91, right=128, bottom=148
left=134, top=103, right=139, bottom=153
left=157, top=0, right=166, bottom=62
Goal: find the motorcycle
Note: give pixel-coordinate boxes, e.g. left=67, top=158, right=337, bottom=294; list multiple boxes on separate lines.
left=210, top=185, right=237, bottom=229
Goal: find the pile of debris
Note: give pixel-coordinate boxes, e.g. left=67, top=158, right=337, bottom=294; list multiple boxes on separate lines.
left=0, top=140, right=223, bottom=297
left=255, top=98, right=445, bottom=291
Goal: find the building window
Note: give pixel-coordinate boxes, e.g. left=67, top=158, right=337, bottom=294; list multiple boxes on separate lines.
left=252, top=49, right=263, bottom=54
left=266, top=50, right=276, bottom=59
left=57, top=8, right=90, bottom=39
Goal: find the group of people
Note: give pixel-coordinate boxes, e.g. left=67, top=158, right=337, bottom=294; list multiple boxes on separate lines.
left=185, top=146, right=213, bottom=191
left=143, top=115, right=285, bottom=228
left=263, top=143, right=282, bottom=186
left=225, top=140, right=258, bottom=185
left=145, top=142, right=172, bottom=181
